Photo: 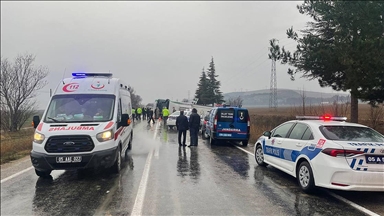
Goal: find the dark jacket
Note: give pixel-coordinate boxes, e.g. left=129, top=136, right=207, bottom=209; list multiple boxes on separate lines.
left=176, top=114, right=189, bottom=131
left=189, top=113, right=201, bottom=129
left=148, top=109, right=153, bottom=117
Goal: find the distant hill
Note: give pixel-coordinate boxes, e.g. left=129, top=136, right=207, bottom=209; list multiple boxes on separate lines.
left=223, top=89, right=350, bottom=107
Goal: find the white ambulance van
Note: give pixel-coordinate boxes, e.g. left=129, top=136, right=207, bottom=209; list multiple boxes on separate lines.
left=30, top=72, right=133, bottom=177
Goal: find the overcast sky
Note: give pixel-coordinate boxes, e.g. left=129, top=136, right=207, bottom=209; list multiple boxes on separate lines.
left=1, top=1, right=339, bottom=108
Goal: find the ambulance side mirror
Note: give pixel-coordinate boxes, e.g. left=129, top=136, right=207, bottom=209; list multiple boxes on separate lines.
left=32, top=116, right=40, bottom=129
left=120, top=114, right=130, bottom=127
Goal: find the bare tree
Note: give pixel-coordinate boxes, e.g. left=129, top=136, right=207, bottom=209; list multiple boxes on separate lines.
left=226, top=96, right=243, bottom=107
left=128, top=86, right=142, bottom=108
left=0, top=54, right=48, bottom=131
left=369, top=103, right=384, bottom=130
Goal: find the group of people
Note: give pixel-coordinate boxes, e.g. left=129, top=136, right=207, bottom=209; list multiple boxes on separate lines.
left=132, top=107, right=146, bottom=121
left=175, top=108, right=200, bottom=147
left=132, top=107, right=155, bottom=124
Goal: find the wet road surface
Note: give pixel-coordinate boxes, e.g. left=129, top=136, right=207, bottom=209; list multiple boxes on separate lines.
left=1, top=120, right=383, bottom=216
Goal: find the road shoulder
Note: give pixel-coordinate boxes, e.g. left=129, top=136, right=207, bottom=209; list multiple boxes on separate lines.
left=1, top=155, right=32, bottom=180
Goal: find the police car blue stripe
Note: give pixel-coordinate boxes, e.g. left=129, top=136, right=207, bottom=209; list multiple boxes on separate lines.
left=358, top=159, right=364, bottom=165
left=357, top=167, right=361, bottom=171
left=370, top=149, right=375, bottom=153
left=364, top=168, right=368, bottom=171
left=350, top=159, right=356, bottom=169
left=357, top=148, right=361, bottom=151
left=262, top=140, right=323, bottom=162
left=364, top=148, right=369, bottom=153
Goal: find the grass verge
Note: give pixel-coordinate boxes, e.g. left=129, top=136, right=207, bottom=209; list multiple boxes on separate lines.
left=0, top=128, right=34, bottom=165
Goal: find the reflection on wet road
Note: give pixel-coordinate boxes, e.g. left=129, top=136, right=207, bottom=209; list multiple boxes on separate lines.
left=1, top=120, right=383, bottom=216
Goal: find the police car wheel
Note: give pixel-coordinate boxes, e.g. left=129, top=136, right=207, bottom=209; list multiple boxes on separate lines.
left=255, top=145, right=267, bottom=166
left=35, top=169, right=52, bottom=178
left=297, top=161, right=315, bottom=193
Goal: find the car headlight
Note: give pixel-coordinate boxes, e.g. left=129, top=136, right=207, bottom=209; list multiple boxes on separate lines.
left=96, top=129, right=114, bottom=142
left=34, top=132, right=45, bottom=144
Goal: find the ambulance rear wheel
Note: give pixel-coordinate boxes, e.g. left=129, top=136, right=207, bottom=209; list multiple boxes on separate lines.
left=127, top=133, right=133, bottom=150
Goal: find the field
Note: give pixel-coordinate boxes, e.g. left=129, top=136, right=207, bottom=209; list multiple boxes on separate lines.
left=248, top=103, right=384, bottom=144
left=0, top=128, right=34, bottom=164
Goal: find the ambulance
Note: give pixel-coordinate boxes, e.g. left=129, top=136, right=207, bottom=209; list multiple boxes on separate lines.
left=30, top=72, right=133, bottom=177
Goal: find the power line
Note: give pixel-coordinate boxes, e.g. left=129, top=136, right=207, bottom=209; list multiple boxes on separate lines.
left=223, top=40, right=298, bottom=88
left=221, top=38, right=297, bottom=87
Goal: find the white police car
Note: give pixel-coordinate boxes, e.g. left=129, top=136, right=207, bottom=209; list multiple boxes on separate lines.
left=254, top=115, right=384, bottom=193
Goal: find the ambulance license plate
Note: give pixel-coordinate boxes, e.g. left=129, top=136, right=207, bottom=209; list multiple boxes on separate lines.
left=365, top=155, right=384, bottom=164
left=56, top=156, right=82, bottom=163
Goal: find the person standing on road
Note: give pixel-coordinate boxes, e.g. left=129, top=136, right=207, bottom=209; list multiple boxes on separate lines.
left=162, top=107, right=170, bottom=126
left=147, top=108, right=155, bottom=124
left=142, top=107, right=147, bottom=120
left=188, top=108, right=201, bottom=147
left=176, top=110, right=189, bottom=146
left=132, top=108, right=136, bottom=123
left=137, top=107, right=142, bottom=120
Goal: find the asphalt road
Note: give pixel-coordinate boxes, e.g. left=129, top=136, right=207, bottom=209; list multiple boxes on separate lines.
left=1, top=120, right=383, bottom=216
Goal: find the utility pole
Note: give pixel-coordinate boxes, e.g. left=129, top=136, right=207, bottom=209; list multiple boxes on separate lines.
left=269, top=60, right=277, bottom=108
left=268, top=39, right=279, bottom=109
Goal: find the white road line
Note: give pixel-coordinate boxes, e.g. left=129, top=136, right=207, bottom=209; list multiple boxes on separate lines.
left=0, top=166, right=34, bottom=184
left=233, top=145, right=381, bottom=216
left=326, top=191, right=381, bottom=216
left=131, top=120, right=159, bottom=216
left=234, top=145, right=254, bottom=156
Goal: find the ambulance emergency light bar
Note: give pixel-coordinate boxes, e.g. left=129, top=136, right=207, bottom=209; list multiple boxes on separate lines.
left=72, top=72, right=113, bottom=78
left=296, top=115, right=347, bottom=121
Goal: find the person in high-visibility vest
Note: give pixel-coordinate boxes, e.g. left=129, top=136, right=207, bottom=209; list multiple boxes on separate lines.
left=132, top=108, right=136, bottom=122
left=137, top=107, right=142, bottom=120
left=162, top=107, right=170, bottom=126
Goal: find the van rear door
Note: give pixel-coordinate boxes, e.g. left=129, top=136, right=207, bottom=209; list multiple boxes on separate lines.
left=236, top=109, right=249, bottom=138
left=216, top=109, right=236, bottom=138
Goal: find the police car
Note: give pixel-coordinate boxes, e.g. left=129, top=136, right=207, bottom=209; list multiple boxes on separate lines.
left=254, top=115, right=384, bottom=193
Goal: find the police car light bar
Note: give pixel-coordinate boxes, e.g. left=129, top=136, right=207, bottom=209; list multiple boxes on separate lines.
left=296, top=115, right=347, bottom=121
left=72, top=72, right=113, bottom=77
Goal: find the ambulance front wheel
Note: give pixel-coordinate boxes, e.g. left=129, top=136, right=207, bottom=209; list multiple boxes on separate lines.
left=111, top=147, right=122, bottom=174
left=35, top=169, right=52, bottom=178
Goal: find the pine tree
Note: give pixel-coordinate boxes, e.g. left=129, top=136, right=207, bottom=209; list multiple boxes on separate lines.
left=206, top=57, right=224, bottom=104
left=194, top=68, right=209, bottom=105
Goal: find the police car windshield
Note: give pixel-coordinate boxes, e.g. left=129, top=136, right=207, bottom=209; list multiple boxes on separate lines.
left=44, top=94, right=115, bottom=123
left=319, top=126, right=384, bottom=142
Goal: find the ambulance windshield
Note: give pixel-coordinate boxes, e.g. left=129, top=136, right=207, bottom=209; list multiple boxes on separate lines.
left=44, top=94, right=115, bottom=123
